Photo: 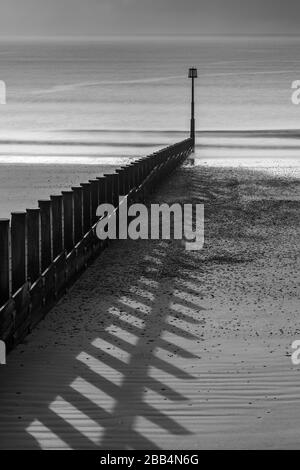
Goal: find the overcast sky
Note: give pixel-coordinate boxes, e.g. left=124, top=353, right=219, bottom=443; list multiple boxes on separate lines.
left=0, top=0, right=299, bottom=37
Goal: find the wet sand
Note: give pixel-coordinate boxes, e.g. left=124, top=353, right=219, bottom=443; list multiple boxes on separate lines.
left=0, top=158, right=299, bottom=449
left=0, top=162, right=128, bottom=219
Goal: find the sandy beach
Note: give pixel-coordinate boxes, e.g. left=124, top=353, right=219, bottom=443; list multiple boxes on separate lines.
left=0, top=154, right=299, bottom=449
left=0, top=160, right=131, bottom=219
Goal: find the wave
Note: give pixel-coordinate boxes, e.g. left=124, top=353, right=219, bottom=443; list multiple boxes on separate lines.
left=201, top=69, right=300, bottom=78
left=199, top=129, right=300, bottom=137
left=31, top=75, right=186, bottom=95
left=0, top=155, right=133, bottom=165
left=0, top=140, right=166, bottom=147
left=51, top=129, right=187, bottom=134
left=0, top=129, right=300, bottom=144
left=1, top=128, right=300, bottom=138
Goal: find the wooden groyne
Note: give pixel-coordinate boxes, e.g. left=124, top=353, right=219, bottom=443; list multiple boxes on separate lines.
left=0, top=137, right=193, bottom=352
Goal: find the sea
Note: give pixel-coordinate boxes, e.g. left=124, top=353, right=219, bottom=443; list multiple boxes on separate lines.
left=0, top=35, right=300, bottom=217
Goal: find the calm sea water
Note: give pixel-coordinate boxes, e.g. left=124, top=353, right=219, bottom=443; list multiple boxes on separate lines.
left=0, top=36, right=299, bottom=216
left=1, top=36, right=300, bottom=141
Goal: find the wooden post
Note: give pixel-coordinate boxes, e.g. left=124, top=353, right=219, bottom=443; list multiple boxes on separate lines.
left=116, top=168, right=125, bottom=196
left=143, top=159, right=149, bottom=180
left=80, top=183, right=91, bottom=234
left=112, top=173, right=120, bottom=208
left=0, top=219, right=10, bottom=304
left=127, top=164, right=135, bottom=191
left=137, top=159, right=144, bottom=184
left=89, top=180, right=99, bottom=225
left=121, top=166, right=130, bottom=195
left=62, top=191, right=74, bottom=252
left=132, top=161, right=140, bottom=186
left=38, top=200, right=52, bottom=273
left=72, top=186, right=83, bottom=244
left=26, top=208, right=40, bottom=284
left=11, top=212, right=26, bottom=293
left=126, top=164, right=133, bottom=190
left=104, top=175, right=114, bottom=206
left=123, top=166, right=130, bottom=194
left=50, top=195, right=63, bottom=259
left=96, top=176, right=107, bottom=205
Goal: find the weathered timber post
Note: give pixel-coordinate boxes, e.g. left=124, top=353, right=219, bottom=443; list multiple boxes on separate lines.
left=62, top=191, right=74, bottom=252
left=123, top=166, right=131, bottom=195
left=72, top=187, right=83, bottom=244
left=80, top=183, right=91, bottom=234
left=96, top=177, right=107, bottom=206
left=26, top=208, right=40, bottom=283
left=50, top=195, right=63, bottom=259
left=112, top=173, right=120, bottom=208
left=116, top=168, right=126, bottom=196
left=89, top=180, right=99, bottom=225
left=0, top=219, right=10, bottom=303
left=104, top=174, right=114, bottom=206
left=38, top=200, right=52, bottom=272
left=11, top=212, right=26, bottom=293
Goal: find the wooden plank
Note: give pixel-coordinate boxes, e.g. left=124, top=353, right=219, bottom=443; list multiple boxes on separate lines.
left=38, top=200, right=52, bottom=272
left=72, top=187, right=83, bottom=244
left=11, top=212, right=26, bottom=294
left=62, top=191, right=74, bottom=253
left=27, top=208, right=40, bottom=284
left=80, top=183, right=91, bottom=235
left=0, top=219, right=10, bottom=305
left=51, top=195, right=63, bottom=258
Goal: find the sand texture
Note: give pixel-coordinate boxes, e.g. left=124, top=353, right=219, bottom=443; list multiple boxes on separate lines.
left=0, top=158, right=299, bottom=449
